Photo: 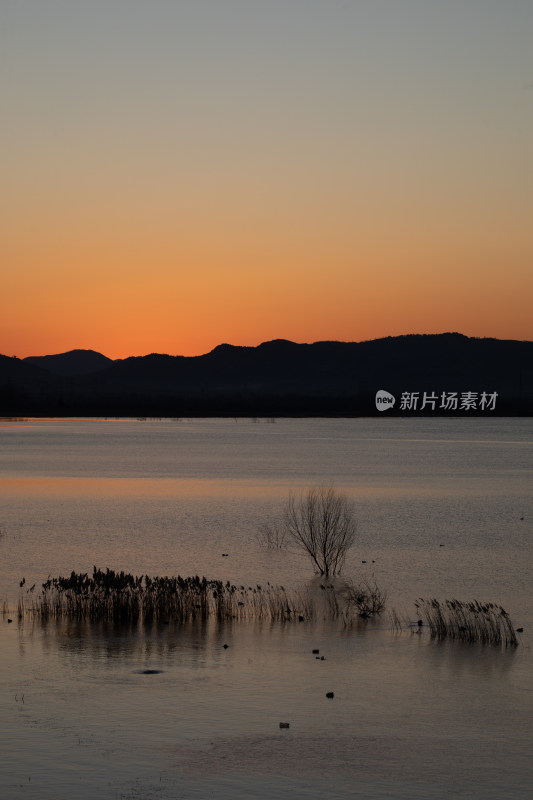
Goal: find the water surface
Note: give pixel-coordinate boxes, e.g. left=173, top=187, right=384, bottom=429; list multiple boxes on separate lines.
left=1, top=417, right=532, bottom=798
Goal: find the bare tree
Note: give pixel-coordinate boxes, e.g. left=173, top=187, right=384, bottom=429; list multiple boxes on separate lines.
left=283, top=486, right=357, bottom=577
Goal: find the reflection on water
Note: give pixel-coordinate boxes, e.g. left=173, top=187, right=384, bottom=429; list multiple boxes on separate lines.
left=1, top=418, right=532, bottom=798
left=16, top=610, right=522, bottom=679
left=1, top=613, right=531, bottom=800
left=34, top=615, right=244, bottom=665
left=0, top=476, right=290, bottom=497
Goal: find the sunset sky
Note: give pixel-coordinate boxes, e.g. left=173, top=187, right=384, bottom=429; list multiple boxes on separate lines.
left=2, top=1, right=532, bottom=359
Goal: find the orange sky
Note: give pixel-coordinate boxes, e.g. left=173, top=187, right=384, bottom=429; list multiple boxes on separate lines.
left=2, top=2, right=532, bottom=359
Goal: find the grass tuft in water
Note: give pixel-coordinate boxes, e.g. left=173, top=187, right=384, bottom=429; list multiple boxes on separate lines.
left=414, top=598, right=518, bottom=647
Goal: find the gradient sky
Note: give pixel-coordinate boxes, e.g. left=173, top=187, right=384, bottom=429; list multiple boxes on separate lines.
left=2, top=1, right=532, bottom=359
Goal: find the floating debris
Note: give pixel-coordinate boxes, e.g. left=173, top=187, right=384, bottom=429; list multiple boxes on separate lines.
left=134, top=669, right=163, bottom=675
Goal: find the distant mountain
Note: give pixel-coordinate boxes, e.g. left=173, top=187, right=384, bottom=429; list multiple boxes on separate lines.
left=24, top=349, right=113, bottom=376
left=1, top=334, right=532, bottom=416
left=0, top=353, right=55, bottom=388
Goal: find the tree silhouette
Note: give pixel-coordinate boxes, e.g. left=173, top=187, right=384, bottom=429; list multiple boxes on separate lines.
left=283, top=485, right=357, bottom=577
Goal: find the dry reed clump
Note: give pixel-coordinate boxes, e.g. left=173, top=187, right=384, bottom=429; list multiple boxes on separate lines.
left=388, top=606, right=412, bottom=632
left=17, top=568, right=319, bottom=624
left=415, top=598, right=518, bottom=647
left=341, top=578, right=386, bottom=619
left=18, top=567, right=385, bottom=626
left=30, top=569, right=249, bottom=624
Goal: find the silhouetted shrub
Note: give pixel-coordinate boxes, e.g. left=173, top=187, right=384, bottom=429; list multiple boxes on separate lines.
left=342, top=578, right=386, bottom=618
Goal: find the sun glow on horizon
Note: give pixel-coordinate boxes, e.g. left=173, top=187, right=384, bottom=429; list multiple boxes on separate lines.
left=2, top=2, right=532, bottom=360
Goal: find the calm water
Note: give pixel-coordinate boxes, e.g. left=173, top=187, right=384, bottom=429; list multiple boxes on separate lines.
left=0, top=417, right=532, bottom=799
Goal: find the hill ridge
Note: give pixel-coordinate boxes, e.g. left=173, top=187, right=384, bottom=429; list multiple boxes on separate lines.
left=2, top=333, right=532, bottom=416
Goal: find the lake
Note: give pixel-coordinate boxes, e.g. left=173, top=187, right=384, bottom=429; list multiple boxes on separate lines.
left=1, top=417, right=532, bottom=799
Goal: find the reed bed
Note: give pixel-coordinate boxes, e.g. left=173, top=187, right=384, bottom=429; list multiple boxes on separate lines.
left=415, top=598, right=518, bottom=647
left=17, top=568, right=385, bottom=626
left=16, top=568, right=350, bottom=625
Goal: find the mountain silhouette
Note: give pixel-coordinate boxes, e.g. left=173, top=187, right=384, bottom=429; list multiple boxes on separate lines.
left=24, top=349, right=113, bottom=376
left=1, top=334, right=532, bottom=416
